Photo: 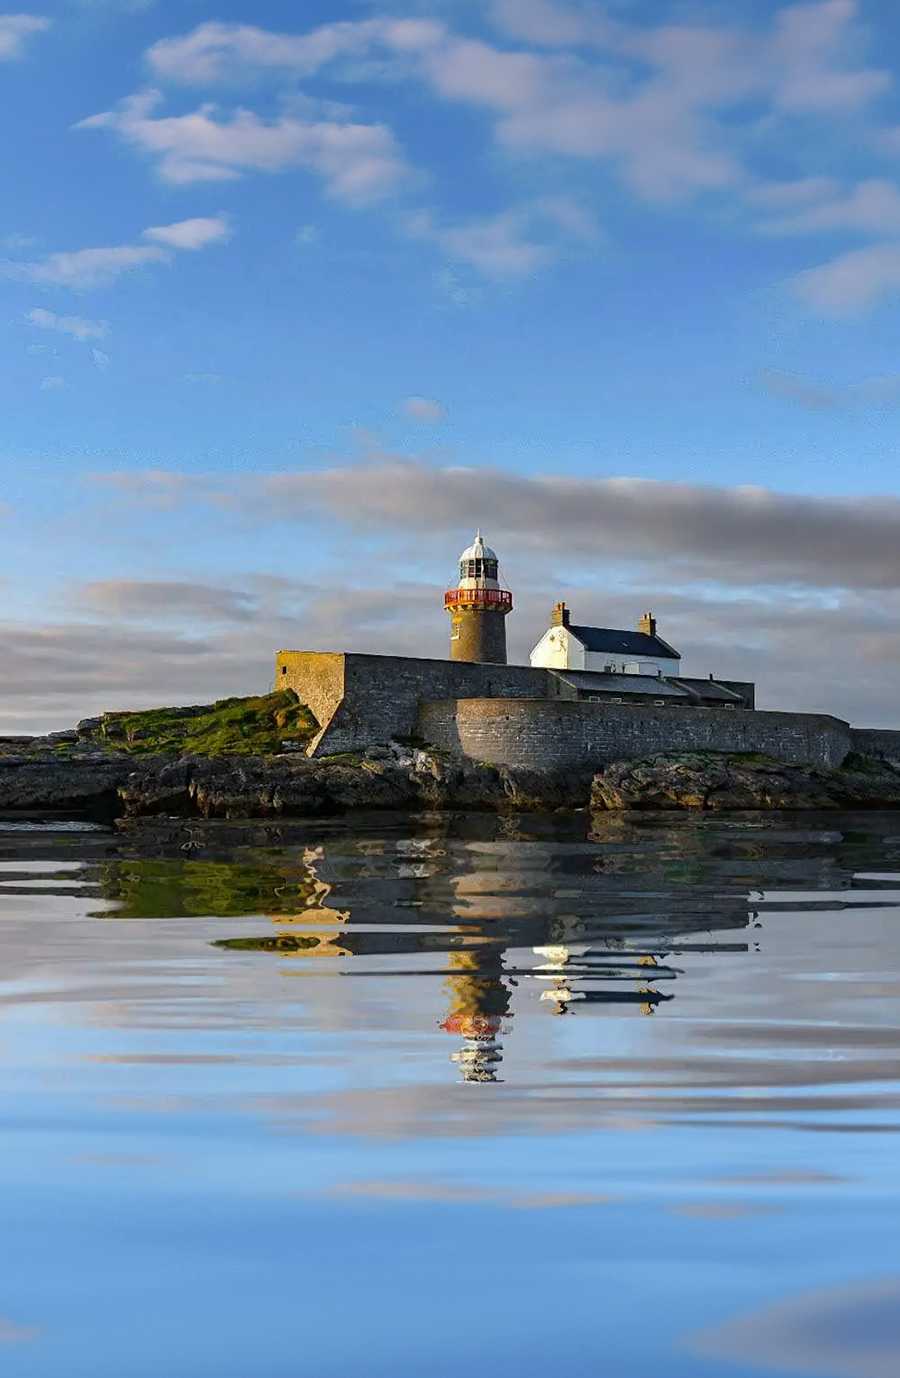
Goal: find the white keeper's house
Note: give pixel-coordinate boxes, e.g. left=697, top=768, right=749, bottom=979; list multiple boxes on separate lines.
left=530, top=603, right=681, bottom=677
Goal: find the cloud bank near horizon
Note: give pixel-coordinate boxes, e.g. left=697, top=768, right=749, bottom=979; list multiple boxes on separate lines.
left=91, top=460, right=900, bottom=592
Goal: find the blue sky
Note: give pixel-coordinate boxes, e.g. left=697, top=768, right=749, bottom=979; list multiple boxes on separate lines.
left=4, top=0, right=900, bottom=730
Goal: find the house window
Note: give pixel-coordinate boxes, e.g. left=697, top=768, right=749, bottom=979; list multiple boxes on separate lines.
left=281, top=665, right=287, bottom=676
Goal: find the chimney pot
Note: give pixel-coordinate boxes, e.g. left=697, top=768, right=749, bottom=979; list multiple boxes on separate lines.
left=552, top=601, right=570, bottom=628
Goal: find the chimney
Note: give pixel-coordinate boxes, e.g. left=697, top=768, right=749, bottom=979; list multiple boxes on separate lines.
left=638, top=611, right=657, bottom=637
left=551, top=601, right=570, bottom=628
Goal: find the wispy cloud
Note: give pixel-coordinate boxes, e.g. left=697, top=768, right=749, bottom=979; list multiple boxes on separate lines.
left=143, top=215, right=231, bottom=249
left=135, top=6, right=890, bottom=208
left=758, top=178, right=900, bottom=236
left=402, top=396, right=445, bottom=423
left=4, top=217, right=230, bottom=290
left=62, top=5, right=900, bottom=301
left=88, top=468, right=191, bottom=508
left=144, top=18, right=442, bottom=85
left=792, top=242, right=900, bottom=312
left=0, top=1315, right=39, bottom=1344
left=759, top=366, right=900, bottom=409
left=405, top=199, right=597, bottom=278
left=77, top=89, right=408, bottom=203
left=757, top=367, right=839, bottom=411
left=26, top=307, right=109, bottom=341
left=9, top=243, right=167, bottom=290
left=0, top=14, right=50, bottom=61
left=77, top=579, right=258, bottom=623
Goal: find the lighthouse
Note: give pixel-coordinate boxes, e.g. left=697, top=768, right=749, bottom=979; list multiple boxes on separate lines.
left=444, top=531, right=512, bottom=664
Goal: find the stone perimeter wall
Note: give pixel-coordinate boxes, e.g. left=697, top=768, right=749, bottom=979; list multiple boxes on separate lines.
left=851, top=728, right=900, bottom=762
left=276, top=651, right=560, bottom=755
left=417, top=698, right=856, bottom=770
left=276, top=649, right=900, bottom=769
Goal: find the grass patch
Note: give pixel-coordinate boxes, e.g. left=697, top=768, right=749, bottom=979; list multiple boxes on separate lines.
left=95, top=691, right=318, bottom=757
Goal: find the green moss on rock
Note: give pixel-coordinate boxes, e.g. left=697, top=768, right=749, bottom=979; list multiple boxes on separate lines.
left=94, top=691, right=318, bottom=757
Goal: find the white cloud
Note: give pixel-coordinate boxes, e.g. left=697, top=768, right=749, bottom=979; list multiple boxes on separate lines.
left=88, top=468, right=194, bottom=508
left=406, top=200, right=596, bottom=278
left=490, top=0, right=890, bottom=113
left=39, top=375, right=64, bottom=391
left=91, top=348, right=110, bottom=371
left=758, top=178, right=900, bottom=236
left=402, top=396, right=445, bottom=423
left=770, top=0, right=890, bottom=112
left=757, top=368, right=839, bottom=410
left=7, top=243, right=167, bottom=290
left=134, top=7, right=890, bottom=209
left=143, top=214, right=230, bottom=249
left=0, top=14, right=49, bottom=61
left=488, top=0, right=612, bottom=48
left=5, top=217, right=230, bottom=291
left=407, top=208, right=554, bottom=278
left=77, top=89, right=408, bottom=203
left=747, top=176, right=840, bottom=209
left=25, top=307, right=109, bottom=340
left=792, top=242, right=900, bottom=312
left=145, top=18, right=442, bottom=84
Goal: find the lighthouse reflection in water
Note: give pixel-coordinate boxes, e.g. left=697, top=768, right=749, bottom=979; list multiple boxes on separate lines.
left=8, top=810, right=900, bottom=1378
left=213, top=817, right=758, bottom=1084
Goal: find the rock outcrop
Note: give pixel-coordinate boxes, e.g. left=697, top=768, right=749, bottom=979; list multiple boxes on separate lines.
left=591, top=751, right=900, bottom=811
left=0, top=741, right=589, bottom=820
left=0, top=751, right=132, bottom=817
left=4, top=742, right=900, bottom=822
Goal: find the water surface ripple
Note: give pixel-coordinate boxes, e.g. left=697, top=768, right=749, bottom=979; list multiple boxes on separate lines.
left=1, top=809, right=899, bottom=1377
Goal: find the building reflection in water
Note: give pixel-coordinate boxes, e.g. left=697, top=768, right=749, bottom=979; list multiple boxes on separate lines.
left=440, top=949, right=511, bottom=1083
left=209, top=829, right=757, bottom=1082
left=530, top=944, right=675, bottom=1016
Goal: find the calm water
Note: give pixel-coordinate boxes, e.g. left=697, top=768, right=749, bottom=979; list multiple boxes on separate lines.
left=1, top=809, right=900, bottom=1377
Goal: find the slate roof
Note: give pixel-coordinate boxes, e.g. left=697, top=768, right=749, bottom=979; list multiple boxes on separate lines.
left=553, top=672, right=691, bottom=698
left=567, top=625, right=681, bottom=660
left=671, top=678, right=744, bottom=704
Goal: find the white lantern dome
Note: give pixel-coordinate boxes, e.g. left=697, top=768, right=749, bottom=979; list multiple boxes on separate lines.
left=458, top=531, right=498, bottom=564
left=456, top=530, right=501, bottom=592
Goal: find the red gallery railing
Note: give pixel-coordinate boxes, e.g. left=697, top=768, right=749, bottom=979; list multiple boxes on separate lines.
left=444, top=588, right=513, bottom=610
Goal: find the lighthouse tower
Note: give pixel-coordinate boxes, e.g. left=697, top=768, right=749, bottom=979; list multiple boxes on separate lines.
left=444, top=531, right=512, bottom=664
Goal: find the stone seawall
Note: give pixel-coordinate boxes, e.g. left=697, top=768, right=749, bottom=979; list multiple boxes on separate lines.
left=417, top=698, right=854, bottom=771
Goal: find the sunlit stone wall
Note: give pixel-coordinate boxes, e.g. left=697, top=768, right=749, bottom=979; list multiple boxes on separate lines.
left=275, top=651, right=556, bottom=756
left=417, top=698, right=854, bottom=771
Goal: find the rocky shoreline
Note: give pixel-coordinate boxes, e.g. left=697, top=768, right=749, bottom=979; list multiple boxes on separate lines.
left=3, top=736, right=900, bottom=822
